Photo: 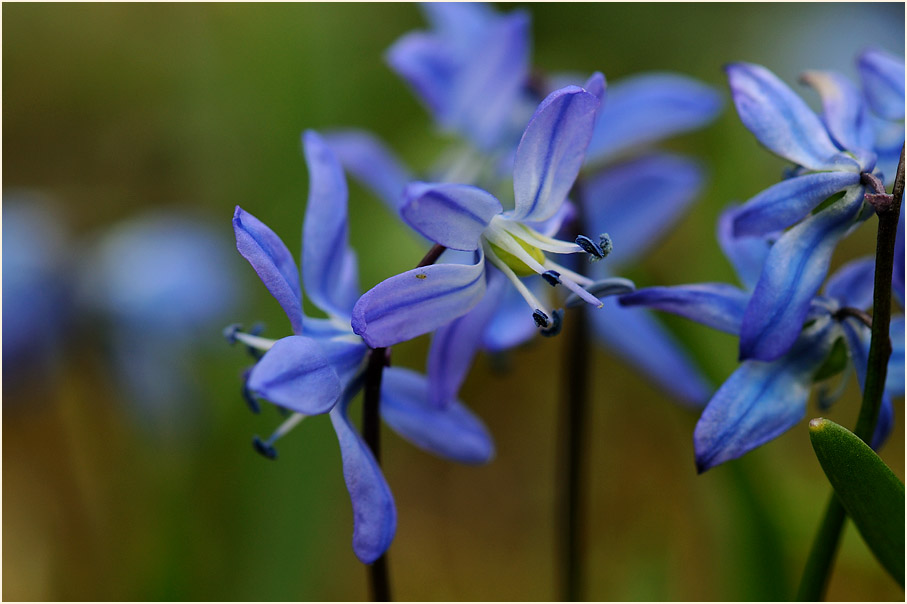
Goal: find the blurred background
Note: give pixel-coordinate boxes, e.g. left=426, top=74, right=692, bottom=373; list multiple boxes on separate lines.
left=3, top=3, right=904, bottom=601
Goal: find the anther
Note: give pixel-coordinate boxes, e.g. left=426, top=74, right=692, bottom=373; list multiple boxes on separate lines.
left=575, top=235, right=604, bottom=259
left=241, top=368, right=261, bottom=414
left=598, top=233, right=613, bottom=258
left=540, top=308, right=564, bottom=337
left=532, top=308, right=550, bottom=328
left=245, top=323, right=266, bottom=360
left=252, top=436, right=278, bottom=460
left=223, top=323, right=243, bottom=344
left=542, top=270, right=561, bottom=287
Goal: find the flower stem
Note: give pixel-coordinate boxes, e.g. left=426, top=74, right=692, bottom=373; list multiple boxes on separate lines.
left=360, top=242, right=447, bottom=602
left=796, top=146, right=905, bottom=601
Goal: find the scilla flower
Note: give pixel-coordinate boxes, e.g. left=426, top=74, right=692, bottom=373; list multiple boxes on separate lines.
left=230, top=130, right=494, bottom=563
left=351, top=85, right=634, bottom=349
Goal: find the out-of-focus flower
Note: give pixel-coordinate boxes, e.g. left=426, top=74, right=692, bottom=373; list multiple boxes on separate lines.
left=230, top=130, right=494, bottom=563
left=857, top=48, right=905, bottom=184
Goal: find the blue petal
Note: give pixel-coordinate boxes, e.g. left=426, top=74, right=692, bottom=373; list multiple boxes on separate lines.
left=329, top=383, right=396, bottom=564
left=581, top=154, right=705, bottom=265
left=716, top=204, right=771, bottom=291
left=323, top=130, right=413, bottom=213
left=873, top=118, right=905, bottom=187
left=800, top=70, right=876, bottom=156
left=840, top=318, right=896, bottom=450
left=740, top=186, right=866, bottom=362
left=726, top=63, right=853, bottom=171
left=380, top=366, right=494, bottom=464
left=585, top=72, right=723, bottom=164
left=317, top=335, right=369, bottom=389
left=247, top=335, right=341, bottom=415
left=401, top=182, right=502, bottom=251
left=886, top=316, right=905, bottom=398
left=824, top=256, right=875, bottom=310
left=511, top=86, right=600, bottom=223
left=386, top=31, right=454, bottom=120
left=733, top=171, right=861, bottom=237
left=858, top=48, right=906, bottom=121
left=695, top=321, right=833, bottom=471
left=590, top=297, right=711, bottom=407
left=420, top=2, right=497, bottom=51
left=480, top=270, right=544, bottom=352
left=619, top=283, right=750, bottom=335
left=351, top=253, right=487, bottom=348
left=583, top=71, right=607, bottom=108
left=428, top=270, right=505, bottom=408
left=233, top=206, right=303, bottom=334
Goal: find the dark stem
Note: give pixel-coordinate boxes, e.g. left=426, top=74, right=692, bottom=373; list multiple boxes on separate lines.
left=797, top=145, right=905, bottom=601
left=361, top=242, right=447, bottom=602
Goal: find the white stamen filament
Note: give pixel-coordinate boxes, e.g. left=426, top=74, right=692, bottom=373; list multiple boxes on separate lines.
left=234, top=332, right=277, bottom=351
left=265, top=412, right=307, bottom=446
left=542, top=259, right=594, bottom=287
left=483, top=241, right=552, bottom=316
left=497, top=219, right=584, bottom=255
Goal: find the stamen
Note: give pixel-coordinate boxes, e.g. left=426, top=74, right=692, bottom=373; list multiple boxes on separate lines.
left=223, top=323, right=243, bottom=344
left=565, top=277, right=636, bottom=308
left=542, top=270, right=561, bottom=286
left=252, top=436, right=278, bottom=459
left=533, top=309, right=550, bottom=327
left=575, top=235, right=605, bottom=260
left=252, top=412, right=307, bottom=460
left=543, top=259, right=593, bottom=287
left=223, top=323, right=277, bottom=353
left=599, top=233, right=613, bottom=258
left=483, top=241, right=553, bottom=317
left=539, top=308, right=564, bottom=337
left=241, top=368, right=261, bottom=414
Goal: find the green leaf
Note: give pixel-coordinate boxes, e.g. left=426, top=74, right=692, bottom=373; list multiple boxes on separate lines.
left=809, top=418, right=905, bottom=588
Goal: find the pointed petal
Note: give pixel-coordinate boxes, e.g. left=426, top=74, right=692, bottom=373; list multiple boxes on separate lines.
left=726, top=63, right=853, bottom=171
left=585, top=73, right=722, bottom=163
left=428, top=270, right=505, bottom=407
left=800, top=70, right=876, bottom=158
left=511, top=87, right=600, bottom=222
left=233, top=206, right=303, bottom=334
left=695, top=322, right=833, bottom=471
left=420, top=2, right=496, bottom=49
left=247, top=335, right=341, bottom=414
left=401, top=182, right=502, bottom=251
left=352, top=254, right=487, bottom=348
left=824, top=256, right=875, bottom=310
left=590, top=298, right=712, bottom=407
left=840, top=318, right=896, bottom=450
left=317, top=335, right=369, bottom=389
left=323, top=130, right=413, bottom=213
left=716, top=204, right=771, bottom=290
left=858, top=49, right=906, bottom=121
left=381, top=367, right=494, bottom=464
left=619, top=283, right=749, bottom=335
left=740, top=186, right=866, bottom=361
left=733, top=171, right=862, bottom=237
left=386, top=31, right=454, bottom=120
left=329, top=386, right=396, bottom=564
left=886, top=316, right=904, bottom=398
left=583, top=71, right=607, bottom=107
left=581, top=154, right=705, bottom=265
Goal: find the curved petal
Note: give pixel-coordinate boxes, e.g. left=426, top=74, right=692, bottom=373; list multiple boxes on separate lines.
left=511, top=86, right=600, bottom=222
left=716, top=204, right=771, bottom=290
left=590, top=298, right=712, bottom=407
left=428, top=270, right=505, bottom=408
left=302, top=130, right=359, bottom=320
left=619, top=283, right=749, bottom=335
left=695, top=321, right=833, bottom=471
left=873, top=118, right=905, bottom=187
left=329, top=382, right=396, bottom=564
left=726, top=63, right=852, bottom=171
left=840, top=318, right=896, bottom=450
left=739, top=186, right=866, bottom=362
left=584, top=71, right=607, bottom=108
left=317, top=335, right=369, bottom=389
left=381, top=367, right=494, bottom=464
left=824, top=256, right=875, bottom=310
left=386, top=31, right=454, bottom=119
left=581, top=154, right=705, bottom=265
left=732, top=171, right=861, bottom=237
left=858, top=48, right=906, bottom=121
left=233, top=206, right=303, bottom=334
left=585, top=73, right=722, bottom=163
left=401, top=182, right=502, bottom=251
left=351, top=254, right=487, bottom=348
left=800, top=70, right=875, bottom=155
left=247, top=335, right=342, bottom=415
left=323, top=130, right=413, bottom=213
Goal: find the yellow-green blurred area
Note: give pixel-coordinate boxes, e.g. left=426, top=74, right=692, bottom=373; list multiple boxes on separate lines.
left=3, top=2, right=904, bottom=601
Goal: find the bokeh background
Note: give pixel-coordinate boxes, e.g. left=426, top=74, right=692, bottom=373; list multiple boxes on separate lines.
left=3, top=2, right=904, bottom=601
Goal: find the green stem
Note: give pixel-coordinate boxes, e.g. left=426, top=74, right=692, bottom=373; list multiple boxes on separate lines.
left=796, top=146, right=905, bottom=601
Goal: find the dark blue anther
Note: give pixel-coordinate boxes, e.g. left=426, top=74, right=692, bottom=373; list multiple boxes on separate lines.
left=598, top=233, right=612, bottom=258
left=245, top=322, right=266, bottom=360
left=532, top=308, right=550, bottom=328
left=223, top=323, right=243, bottom=344
left=540, top=308, right=564, bottom=337
left=241, top=368, right=261, bottom=414
left=252, top=436, right=277, bottom=460
left=542, top=270, right=561, bottom=287
left=575, top=235, right=605, bottom=261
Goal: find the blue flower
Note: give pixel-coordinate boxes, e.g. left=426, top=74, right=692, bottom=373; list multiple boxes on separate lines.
left=621, top=205, right=904, bottom=471
left=724, top=61, right=905, bottom=363
left=857, top=48, right=905, bottom=185
left=230, top=130, right=494, bottom=564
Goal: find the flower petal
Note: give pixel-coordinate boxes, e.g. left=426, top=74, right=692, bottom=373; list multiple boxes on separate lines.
left=233, top=206, right=303, bottom=334
left=401, top=182, right=502, bottom=251
left=619, top=283, right=750, bottom=335
left=695, top=320, right=834, bottom=471
left=858, top=48, right=906, bottom=121
left=800, top=70, right=876, bottom=157
left=585, top=73, right=722, bottom=164
left=323, top=130, right=413, bottom=213
left=716, top=204, right=772, bottom=290
left=511, top=86, right=600, bottom=223
left=739, top=186, right=866, bottom=362
left=732, top=171, right=861, bottom=237
left=329, top=383, right=396, bottom=564
left=380, top=366, right=494, bottom=464
left=247, top=335, right=341, bottom=415
left=581, top=154, right=705, bottom=265
left=726, top=62, right=852, bottom=171
left=590, top=298, right=711, bottom=407
left=886, top=316, right=905, bottom=398
left=352, top=253, right=487, bottom=348
left=824, top=256, right=875, bottom=310
left=840, top=318, right=896, bottom=450
left=386, top=31, right=454, bottom=120
left=583, top=71, right=607, bottom=108
left=873, top=118, right=905, bottom=187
